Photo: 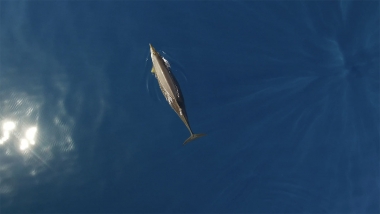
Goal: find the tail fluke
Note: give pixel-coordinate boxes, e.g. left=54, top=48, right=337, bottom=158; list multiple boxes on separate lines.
left=183, top=133, right=206, bottom=145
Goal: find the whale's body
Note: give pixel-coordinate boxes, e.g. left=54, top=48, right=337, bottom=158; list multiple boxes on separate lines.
left=149, top=44, right=205, bottom=145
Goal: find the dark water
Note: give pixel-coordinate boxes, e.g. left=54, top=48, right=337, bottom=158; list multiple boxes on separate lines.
left=0, top=1, right=379, bottom=213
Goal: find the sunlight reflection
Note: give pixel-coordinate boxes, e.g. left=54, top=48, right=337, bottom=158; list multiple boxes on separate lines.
left=0, top=121, right=38, bottom=150
left=20, top=138, right=29, bottom=150
left=19, top=127, right=37, bottom=150
left=25, top=127, right=37, bottom=145
left=3, top=121, right=16, bottom=131
left=0, top=88, right=78, bottom=199
left=0, top=121, right=16, bottom=145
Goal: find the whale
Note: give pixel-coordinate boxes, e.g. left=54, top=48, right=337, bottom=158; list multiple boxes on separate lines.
left=149, top=44, right=205, bottom=145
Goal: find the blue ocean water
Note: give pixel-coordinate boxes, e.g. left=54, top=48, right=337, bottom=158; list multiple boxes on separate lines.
left=0, top=1, right=379, bottom=213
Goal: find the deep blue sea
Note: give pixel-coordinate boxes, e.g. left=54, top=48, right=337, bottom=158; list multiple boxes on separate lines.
left=0, top=1, right=379, bottom=213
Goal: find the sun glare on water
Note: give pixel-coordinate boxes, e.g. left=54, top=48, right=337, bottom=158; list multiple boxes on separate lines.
left=0, top=121, right=38, bottom=151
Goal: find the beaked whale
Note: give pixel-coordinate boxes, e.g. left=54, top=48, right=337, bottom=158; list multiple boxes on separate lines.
left=149, top=44, right=205, bottom=145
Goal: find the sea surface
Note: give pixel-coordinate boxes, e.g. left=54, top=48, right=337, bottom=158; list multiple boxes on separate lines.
left=0, top=1, right=379, bottom=213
